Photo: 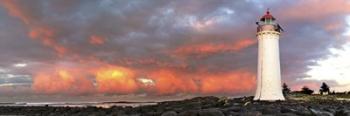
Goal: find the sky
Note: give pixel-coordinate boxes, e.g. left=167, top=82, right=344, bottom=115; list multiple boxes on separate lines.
left=0, top=0, right=349, bottom=101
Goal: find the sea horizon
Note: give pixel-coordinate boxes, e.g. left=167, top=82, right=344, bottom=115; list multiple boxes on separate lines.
left=0, top=94, right=252, bottom=108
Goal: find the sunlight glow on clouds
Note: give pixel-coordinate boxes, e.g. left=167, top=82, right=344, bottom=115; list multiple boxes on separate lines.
left=306, top=43, right=350, bottom=91
left=137, top=78, right=155, bottom=86
left=0, top=0, right=349, bottom=97
left=0, top=68, right=7, bottom=73
left=13, top=63, right=27, bottom=68
left=343, top=16, right=350, bottom=36
left=5, top=74, right=30, bottom=78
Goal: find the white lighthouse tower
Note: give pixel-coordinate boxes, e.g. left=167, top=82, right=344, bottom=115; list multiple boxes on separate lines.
left=254, top=10, right=285, bottom=101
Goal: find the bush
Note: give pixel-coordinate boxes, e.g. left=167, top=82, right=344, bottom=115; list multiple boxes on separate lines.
left=320, top=82, right=330, bottom=95
left=301, top=86, right=314, bottom=95
left=282, top=83, right=291, bottom=96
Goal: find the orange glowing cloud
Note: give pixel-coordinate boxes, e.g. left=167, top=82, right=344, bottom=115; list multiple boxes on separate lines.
left=1, top=1, right=68, bottom=56
left=280, top=0, right=350, bottom=21
left=94, top=66, right=138, bottom=94
left=232, top=39, right=256, bottom=51
left=89, top=35, right=106, bottom=45
left=0, top=0, right=32, bottom=24
left=148, top=69, right=199, bottom=95
left=144, top=69, right=255, bottom=95
left=32, top=69, right=94, bottom=95
left=118, top=57, right=188, bottom=69
left=31, top=62, right=256, bottom=95
left=174, top=39, right=256, bottom=56
left=29, top=27, right=67, bottom=55
left=199, top=70, right=256, bottom=94
left=31, top=61, right=142, bottom=95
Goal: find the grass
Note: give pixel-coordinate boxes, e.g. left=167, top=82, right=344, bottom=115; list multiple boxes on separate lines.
left=287, top=93, right=338, bottom=101
left=334, top=94, right=350, bottom=99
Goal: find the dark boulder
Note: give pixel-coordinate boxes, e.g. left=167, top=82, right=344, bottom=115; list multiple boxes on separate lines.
left=241, top=111, right=262, bottom=116
left=161, top=111, right=177, bottom=116
left=335, top=109, right=350, bottom=116
left=198, top=108, right=224, bottom=116
left=178, top=110, right=198, bottom=116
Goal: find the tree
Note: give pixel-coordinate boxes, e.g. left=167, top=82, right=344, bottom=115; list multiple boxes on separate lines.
left=282, top=83, right=291, bottom=96
left=319, top=82, right=330, bottom=95
left=301, top=86, right=314, bottom=95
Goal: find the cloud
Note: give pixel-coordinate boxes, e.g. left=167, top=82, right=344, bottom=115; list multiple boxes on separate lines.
left=198, top=70, right=255, bottom=95
left=0, top=0, right=348, bottom=97
left=140, top=68, right=256, bottom=95
left=174, top=38, right=256, bottom=57
left=94, top=65, right=138, bottom=94
left=0, top=73, right=31, bottom=86
left=279, top=0, right=350, bottom=21
left=28, top=60, right=256, bottom=96
left=32, top=68, right=94, bottom=95
left=147, top=69, right=199, bottom=95
left=0, top=0, right=69, bottom=56
left=0, top=0, right=34, bottom=25
left=13, top=63, right=27, bottom=68
left=89, top=35, right=106, bottom=45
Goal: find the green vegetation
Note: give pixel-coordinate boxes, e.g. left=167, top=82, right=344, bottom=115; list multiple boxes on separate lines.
left=282, top=83, right=291, bottom=96
left=287, top=93, right=337, bottom=101
left=300, top=86, right=314, bottom=95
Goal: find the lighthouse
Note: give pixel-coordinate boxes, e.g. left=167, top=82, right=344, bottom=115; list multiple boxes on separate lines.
left=254, top=10, right=285, bottom=101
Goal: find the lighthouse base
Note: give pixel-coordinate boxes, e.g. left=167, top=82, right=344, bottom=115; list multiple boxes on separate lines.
left=253, top=96, right=285, bottom=101
left=253, top=82, right=286, bottom=101
left=254, top=85, right=286, bottom=101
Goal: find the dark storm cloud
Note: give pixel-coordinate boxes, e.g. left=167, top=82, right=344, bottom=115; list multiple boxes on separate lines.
left=0, top=73, right=31, bottom=85
left=0, top=0, right=348, bottom=95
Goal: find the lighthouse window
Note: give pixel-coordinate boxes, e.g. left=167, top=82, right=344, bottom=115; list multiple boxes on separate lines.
left=265, top=19, right=272, bottom=24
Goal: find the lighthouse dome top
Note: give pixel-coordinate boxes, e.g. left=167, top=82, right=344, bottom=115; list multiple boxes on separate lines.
left=260, top=10, right=276, bottom=21
left=256, top=9, right=284, bottom=33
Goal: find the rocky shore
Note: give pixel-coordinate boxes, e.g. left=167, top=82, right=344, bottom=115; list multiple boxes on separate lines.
left=0, top=96, right=349, bottom=116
